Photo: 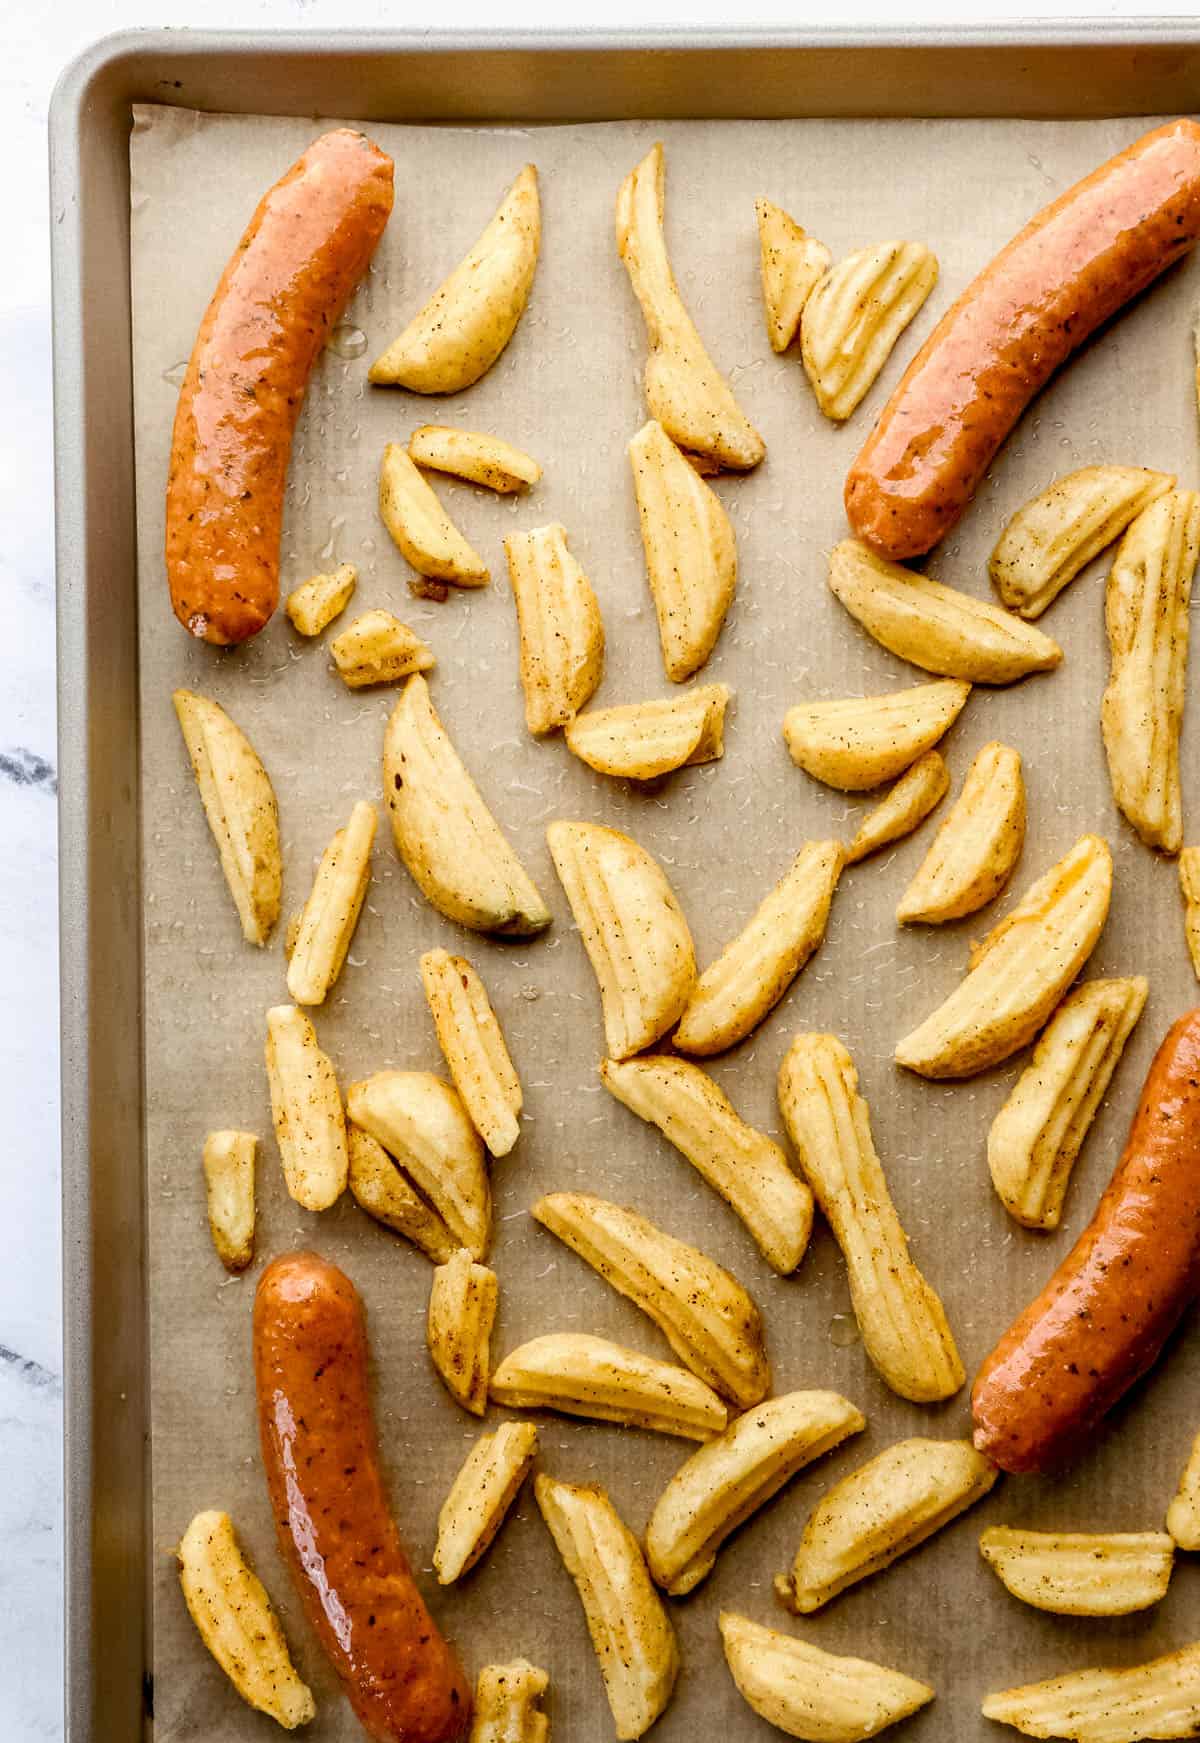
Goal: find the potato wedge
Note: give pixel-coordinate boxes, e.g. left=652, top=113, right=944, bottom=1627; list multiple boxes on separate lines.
left=1167, top=1430, right=1200, bottom=1550
left=346, top=1122, right=458, bottom=1263
left=777, top=1033, right=963, bottom=1402
left=646, top=1391, right=865, bottom=1596
left=378, top=444, right=489, bottom=587
left=982, top=1642, right=1200, bottom=1742
left=370, top=165, right=540, bottom=393
left=674, top=840, right=843, bottom=1056
left=532, top=1192, right=769, bottom=1408
left=384, top=674, right=551, bottom=937
left=178, top=1509, right=314, bottom=1730
left=329, top=609, right=435, bottom=689
left=285, top=561, right=357, bottom=636
left=845, top=751, right=949, bottom=865
left=535, top=1474, right=678, bottom=1740
left=264, top=1005, right=348, bottom=1212
left=895, top=834, right=1113, bottom=1078
left=828, top=540, right=1061, bottom=684
left=775, top=1438, right=997, bottom=1614
left=435, top=1420, right=538, bottom=1585
left=720, top=1612, right=934, bottom=1743
left=987, top=976, right=1147, bottom=1230
left=410, top=425, right=542, bottom=493
left=565, top=684, right=730, bottom=782
left=428, top=1248, right=498, bottom=1415
left=346, top=1070, right=491, bottom=1259
left=470, top=1661, right=549, bottom=1743
left=756, top=199, right=831, bottom=353
left=801, top=241, right=937, bottom=421
left=173, top=689, right=281, bottom=946
left=629, top=418, right=737, bottom=683
left=202, top=1130, right=256, bottom=1273
left=896, top=742, right=1025, bottom=924
left=504, top=524, right=605, bottom=735
left=286, top=800, right=376, bottom=1005
left=617, top=143, right=764, bottom=471
left=783, top=679, right=970, bottom=792
left=990, top=465, right=1175, bottom=619
left=490, top=1332, right=728, bottom=1441
left=601, top=1054, right=813, bottom=1274
left=420, top=949, right=522, bottom=1157
left=546, top=819, right=695, bottom=1058
left=1180, top=848, right=1200, bottom=978
left=979, top=1527, right=1174, bottom=1616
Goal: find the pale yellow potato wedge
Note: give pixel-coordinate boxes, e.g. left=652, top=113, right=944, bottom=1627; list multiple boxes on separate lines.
left=1180, top=848, right=1200, bottom=978
left=988, top=976, right=1147, bottom=1230
left=674, top=840, right=843, bottom=1056
left=776, top=1438, right=998, bottom=1614
left=470, top=1661, right=549, bottom=1743
left=329, top=609, right=435, bottom=689
left=532, top=1191, right=769, bottom=1408
left=601, top=1054, right=813, bottom=1274
left=427, top=1248, right=498, bottom=1415
left=491, top=1332, right=727, bottom=1441
left=346, top=1123, right=458, bottom=1263
left=535, top=1475, right=678, bottom=1741
left=845, top=750, right=949, bottom=865
left=982, top=1642, right=1200, bottom=1742
left=173, top=689, right=281, bottom=946
left=420, top=949, right=522, bottom=1157
left=897, top=742, right=1025, bottom=924
left=202, top=1130, right=256, bottom=1272
left=285, top=561, right=357, bottom=636
left=1167, top=1430, right=1200, bottom=1550
left=287, top=800, right=376, bottom=1005
left=505, top=523, right=605, bottom=735
left=565, top=684, right=730, bottom=781
left=629, top=418, right=737, bottom=683
left=346, top=1070, right=491, bottom=1259
left=410, top=425, right=542, bottom=493
left=896, top=834, right=1113, bottom=1078
left=990, top=465, right=1175, bottom=618
left=378, top=444, right=489, bottom=587
left=801, top=241, right=937, bottom=421
left=979, top=1527, right=1174, bottom=1616
left=783, top=679, right=970, bottom=792
left=777, top=1033, right=964, bottom=1402
left=435, top=1420, right=538, bottom=1585
left=264, top=1005, right=348, bottom=1212
left=1102, top=488, right=1200, bottom=853
left=756, top=199, right=831, bottom=353
left=370, top=165, right=540, bottom=393
left=546, top=819, right=695, bottom=1058
left=383, top=675, right=551, bottom=936
left=720, top=1612, right=934, bottom=1743
left=646, top=1390, right=865, bottom=1596
left=617, top=143, right=764, bottom=471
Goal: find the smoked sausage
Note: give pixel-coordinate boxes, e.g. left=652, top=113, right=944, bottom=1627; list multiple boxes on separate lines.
left=166, top=131, right=393, bottom=645
left=845, top=120, right=1200, bottom=560
left=973, top=1009, right=1200, bottom=1474
left=254, top=1252, right=471, bottom=1741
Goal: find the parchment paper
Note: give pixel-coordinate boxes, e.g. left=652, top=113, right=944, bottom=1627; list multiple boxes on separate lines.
left=130, top=103, right=1200, bottom=1741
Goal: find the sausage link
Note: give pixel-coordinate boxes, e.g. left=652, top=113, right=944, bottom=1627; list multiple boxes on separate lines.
left=166, top=130, right=393, bottom=644
left=254, top=1252, right=471, bottom=1742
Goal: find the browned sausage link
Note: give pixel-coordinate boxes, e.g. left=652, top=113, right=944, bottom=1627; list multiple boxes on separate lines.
left=166, top=130, right=393, bottom=644
left=845, top=120, right=1200, bottom=561
left=972, top=1009, right=1200, bottom=1475
left=254, top=1253, right=471, bottom=1742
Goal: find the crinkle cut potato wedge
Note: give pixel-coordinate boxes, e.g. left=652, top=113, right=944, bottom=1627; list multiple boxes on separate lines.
left=988, top=976, right=1147, bottom=1231
left=287, top=799, right=376, bottom=1005
left=775, top=1437, right=998, bottom=1614
left=617, top=143, right=764, bottom=471
left=756, top=199, right=832, bottom=353
left=378, top=444, right=490, bottom=587
left=330, top=609, right=436, bottom=689
left=409, top=425, right=542, bottom=493
left=674, top=840, right=843, bottom=1057
left=285, top=560, right=357, bottom=636
left=600, top=1054, right=813, bottom=1274
left=645, top=1390, right=865, bottom=1596
left=178, top=1509, right=315, bottom=1730
left=420, top=949, right=522, bottom=1157
left=384, top=674, right=551, bottom=937
left=828, top=540, right=1062, bottom=684
left=1102, top=488, right=1200, bottom=854
left=504, top=523, right=605, bottom=735
left=629, top=419, right=737, bottom=683
left=565, top=684, right=730, bottom=782
left=370, top=165, right=540, bottom=393
left=981, top=1641, right=1200, bottom=1743
left=427, top=1248, right=499, bottom=1416
left=783, top=679, right=970, bottom=792
left=470, top=1661, right=550, bottom=1743
left=490, top=1332, right=728, bottom=1440
left=434, top=1420, right=538, bottom=1585
left=346, top=1123, right=458, bottom=1263
left=897, top=742, right=1025, bottom=924
left=1167, top=1429, right=1200, bottom=1550
left=546, top=819, right=695, bottom=1059
left=895, top=834, right=1113, bottom=1079
left=532, top=1192, right=770, bottom=1408
left=1180, top=848, right=1200, bottom=978
left=173, top=689, right=281, bottom=946
left=801, top=240, right=938, bottom=422
left=202, top=1130, right=256, bottom=1273
left=845, top=750, right=949, bottom=864
left=720, top=1612, right=934, bottom=1743
left=535, top=1475, right=679, bottom=1741
left=264, top=1005, right=348, bottom=1212
left=979, top=1527, right=1174, bottom=1617
left=346, top=1070, right=491, bottom=1260
left=777, top=1033, right=963, bottom=1402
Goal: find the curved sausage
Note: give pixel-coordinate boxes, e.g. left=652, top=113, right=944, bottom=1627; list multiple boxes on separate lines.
left=166, top=130, right=393, bottom=644
left=973, top=1009, right=1200, bottom=1474
left=845, top=120, right=1200, bottom=561
left=254, top=1252, right=471, bottom=1741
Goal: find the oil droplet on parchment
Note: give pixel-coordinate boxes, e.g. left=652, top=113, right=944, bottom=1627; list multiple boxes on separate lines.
left=329, top=323, right=367, bottom=359
left=829, top=1313, right=860, bottom=1348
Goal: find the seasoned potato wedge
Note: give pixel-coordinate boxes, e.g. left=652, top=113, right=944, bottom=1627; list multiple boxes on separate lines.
left=384, top=675, right=551, bottom=937
left=173, top=689, right=281, bottom=946
left=346, top=1123, right=458, bottom=1263
left=1180, top=848, right=1200, bottom=978
left=202, top=1130, right=256, bottom=1273
left=286, top=800, right=376, bottom=1005
left=756, top=198, right=831, bottom=353
left=285, top=561, right=356, bottom=636
left=1167, top=1430, right=1200, bottom=1550
left=264, top=1005, right=348, bottom=1212
left=783, top=680, right=970, bottom=792
left=505, top=523, right=605, bottom=735
left=370, top=165, right=540, bottom=393
left=988, top=976, right=1147, bottom=1230
left=844, top=751, right=949, bottom=864
left=346, top=1070, right=491, bottom=1259
left=565, top=684, right=730, bottom=782
left=546, top=819, right=695, bottom=1058
left=982, top=1642, right=1200, bottom=1742
left=646, top=1390, right=865, bottom=1596
left=427, top=1248, right=498, bottom=1415
left=979, top=1527, right=1174, bottom=1616
left=435, top=1420, right=538, bottom=1585
left=776, top=1438, right=998, bottom=1614
left=778, top=1033, right=963, bottom=1402
left=420, top=949, right=522, bottom=1157
left=617, top=143, right=764, bottom=471
left=990, top=465, right=1175, bottom=619
left=329, top=610, right=435, bottom=689
left=532, top=1192, right=770, bottom=1408
left=801, top=241, right=937, bottom=421
left=674, top=840, right=843, bottom=1056
left=470, top=1661, right=549, bottom=1743
left=410, top=425, right=542, bottom=493
left=378, top=444, right=489, bottom=587
left=535, top=1475, right=679, bottom=1740
left=897, top=742, right=1025, bottom=924
left=490, top=1332, right=728, bottom=1441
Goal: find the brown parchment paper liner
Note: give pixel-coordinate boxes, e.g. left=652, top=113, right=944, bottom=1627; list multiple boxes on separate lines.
left=131, top=104, right=1200, bottom=1740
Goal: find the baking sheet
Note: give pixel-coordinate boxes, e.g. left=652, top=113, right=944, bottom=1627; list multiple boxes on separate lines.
left=130, top=101, right=1200, bottom=1739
